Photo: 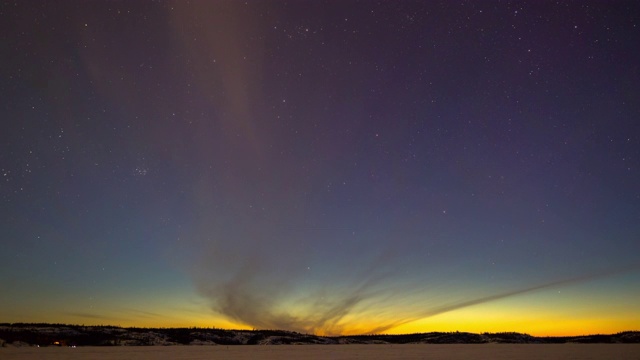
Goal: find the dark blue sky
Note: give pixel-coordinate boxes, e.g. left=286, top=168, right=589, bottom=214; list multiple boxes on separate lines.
left=1, top=1, right=639, bottom=335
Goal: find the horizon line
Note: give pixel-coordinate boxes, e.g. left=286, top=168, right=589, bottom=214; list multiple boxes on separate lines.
left=2, top=322, right=638, bottom=338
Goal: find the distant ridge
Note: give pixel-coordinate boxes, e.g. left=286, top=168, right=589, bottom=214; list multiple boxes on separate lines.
left=1, top=323, right=639, bottom=347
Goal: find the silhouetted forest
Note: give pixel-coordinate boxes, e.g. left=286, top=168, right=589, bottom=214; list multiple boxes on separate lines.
left=1, top=323, right=638, bottom=347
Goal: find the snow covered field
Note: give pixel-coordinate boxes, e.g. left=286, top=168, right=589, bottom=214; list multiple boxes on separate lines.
left=2, top=344, right=640, bottom=360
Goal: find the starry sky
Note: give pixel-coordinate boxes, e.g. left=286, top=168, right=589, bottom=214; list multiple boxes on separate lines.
left=1, top=1, right=639, bottom=336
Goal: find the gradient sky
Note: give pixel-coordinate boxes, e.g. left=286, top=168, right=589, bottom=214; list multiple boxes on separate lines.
left=1, top=1, right=639, bottom=336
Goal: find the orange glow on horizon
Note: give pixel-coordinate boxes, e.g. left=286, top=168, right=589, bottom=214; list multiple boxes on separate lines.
left=6, top=288, right=637, bottom=337
left=19, top=310, right=637, bottom=337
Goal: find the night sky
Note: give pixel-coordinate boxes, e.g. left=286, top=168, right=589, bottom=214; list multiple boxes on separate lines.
left=2, top=1, right=639, bottom=336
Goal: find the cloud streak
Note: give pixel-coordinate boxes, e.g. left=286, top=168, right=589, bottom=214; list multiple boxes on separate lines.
left=365, top=264, right=640, bottom=334
left=191, top=236, right=639, bottom=336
